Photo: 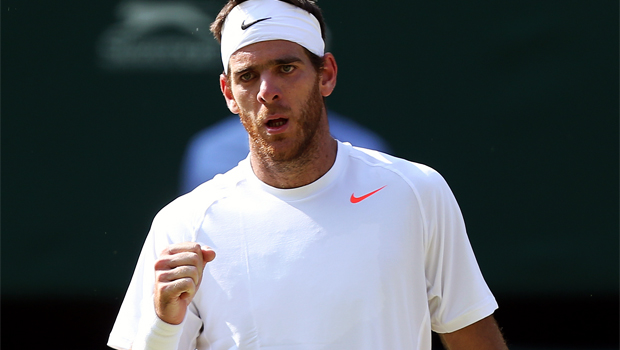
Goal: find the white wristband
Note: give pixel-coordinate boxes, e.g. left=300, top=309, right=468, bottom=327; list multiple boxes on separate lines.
left=132, top=307, right=185, bottom=350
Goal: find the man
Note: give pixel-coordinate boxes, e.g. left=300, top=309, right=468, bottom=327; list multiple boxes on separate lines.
left=108, top=0, right=508, bottom=349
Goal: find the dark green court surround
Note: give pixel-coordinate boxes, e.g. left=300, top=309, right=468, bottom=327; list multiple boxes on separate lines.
left=3, top=1, right=617, bottom=349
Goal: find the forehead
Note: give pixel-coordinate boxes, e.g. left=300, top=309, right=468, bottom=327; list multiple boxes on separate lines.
left=228, top=40, right=309, bottom=72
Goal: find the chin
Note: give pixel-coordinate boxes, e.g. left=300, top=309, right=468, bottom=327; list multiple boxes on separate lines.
left=254, top=135, right=312, bottom=163
left=265, top=139, right=302, bottom=161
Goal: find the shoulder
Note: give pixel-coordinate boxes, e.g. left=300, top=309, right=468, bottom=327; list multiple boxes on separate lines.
left=152, top=165, right=247, bottom=239
left=346, top=144, right=447, bottom=190
left=167, top=165, right=245, bottom=214
left=342, top=144, right=457, bottom=216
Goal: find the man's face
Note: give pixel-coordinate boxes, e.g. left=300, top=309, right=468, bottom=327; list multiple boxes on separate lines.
left=224, top=40, right=325, bottom=162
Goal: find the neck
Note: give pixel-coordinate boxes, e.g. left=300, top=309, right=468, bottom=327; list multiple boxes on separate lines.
left=249, top=118, right=338, bottom=189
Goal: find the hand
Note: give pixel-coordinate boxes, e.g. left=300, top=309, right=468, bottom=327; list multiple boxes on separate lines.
left=153, top=242, right=216, bottom=325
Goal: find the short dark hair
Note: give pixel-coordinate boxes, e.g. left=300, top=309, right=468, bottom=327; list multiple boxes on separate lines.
left=210, top=0, right=326, bottom=73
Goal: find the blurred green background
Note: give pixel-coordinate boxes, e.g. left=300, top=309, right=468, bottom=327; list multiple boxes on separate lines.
left=3, top=1, right=618, bottom=349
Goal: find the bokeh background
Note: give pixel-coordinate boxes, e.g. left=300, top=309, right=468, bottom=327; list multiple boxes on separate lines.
left=3, top=1, right=618, bottom=349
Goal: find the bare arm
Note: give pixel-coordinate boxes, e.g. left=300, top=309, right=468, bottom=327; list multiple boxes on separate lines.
left=439, top=315, right=508, bottom=350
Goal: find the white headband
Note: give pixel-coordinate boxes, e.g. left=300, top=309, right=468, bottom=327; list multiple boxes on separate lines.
left=220, top=0, right=325, bottom=74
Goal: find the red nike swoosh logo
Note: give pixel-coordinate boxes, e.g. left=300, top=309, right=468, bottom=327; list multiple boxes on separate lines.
left=350, top=186, right=386, bottom=204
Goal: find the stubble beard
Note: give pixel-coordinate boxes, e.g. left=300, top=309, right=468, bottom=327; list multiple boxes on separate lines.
left=239, top=79, right=325, bottom=172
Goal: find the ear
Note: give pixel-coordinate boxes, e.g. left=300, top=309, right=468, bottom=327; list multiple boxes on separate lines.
left=319, top=53, right=338, bottom=97
left=220, top=73, right=240, bottom=114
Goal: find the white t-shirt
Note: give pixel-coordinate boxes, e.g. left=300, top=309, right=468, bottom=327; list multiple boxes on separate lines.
left=108, top=141, right=497, bottom=350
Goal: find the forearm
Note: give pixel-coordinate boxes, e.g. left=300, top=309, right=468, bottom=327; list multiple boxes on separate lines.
left=439, top=315, right=508, bottom=350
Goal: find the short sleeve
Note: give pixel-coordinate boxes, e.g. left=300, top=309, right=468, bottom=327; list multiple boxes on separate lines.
left=421, top=172, right=498, bottom=333
left=108, top=206, right=205, bottom=350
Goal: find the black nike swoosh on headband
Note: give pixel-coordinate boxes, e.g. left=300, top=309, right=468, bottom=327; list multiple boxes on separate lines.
left=241, top=17, right=272, bottom=30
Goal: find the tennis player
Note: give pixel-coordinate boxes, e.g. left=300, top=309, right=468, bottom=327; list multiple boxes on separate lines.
left=108, top=1, right=508, bottom=349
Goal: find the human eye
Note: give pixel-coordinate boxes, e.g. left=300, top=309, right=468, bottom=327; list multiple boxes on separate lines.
left=238, top=71, right=255, bottom=82
left=280, top=65, right=295, bottom=74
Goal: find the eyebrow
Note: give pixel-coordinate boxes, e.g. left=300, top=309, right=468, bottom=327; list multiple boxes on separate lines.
left=232, top=55, right=305, bottom=76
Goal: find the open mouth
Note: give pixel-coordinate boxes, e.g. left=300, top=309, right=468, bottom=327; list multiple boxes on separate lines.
left=266, top=118, right=288, bottom=128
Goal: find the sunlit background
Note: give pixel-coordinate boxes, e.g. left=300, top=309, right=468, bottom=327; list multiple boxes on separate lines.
left=3, top=1, right=618, bottom=349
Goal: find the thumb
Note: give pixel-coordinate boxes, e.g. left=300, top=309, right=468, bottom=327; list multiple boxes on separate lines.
left=201, top=246, right=216, bottom=265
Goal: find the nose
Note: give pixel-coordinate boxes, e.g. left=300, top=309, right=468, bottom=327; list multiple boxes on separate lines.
left=257, top=73, right=280, bottom=104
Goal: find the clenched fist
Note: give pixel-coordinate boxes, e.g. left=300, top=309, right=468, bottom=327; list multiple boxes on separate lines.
left=153, top=242, right=216, bottom=325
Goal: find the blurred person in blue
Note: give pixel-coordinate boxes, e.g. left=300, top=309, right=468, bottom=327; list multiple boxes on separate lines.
left=179, top=111, right=392, bottom=193
left=109, top=1, right=508, bottom=349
